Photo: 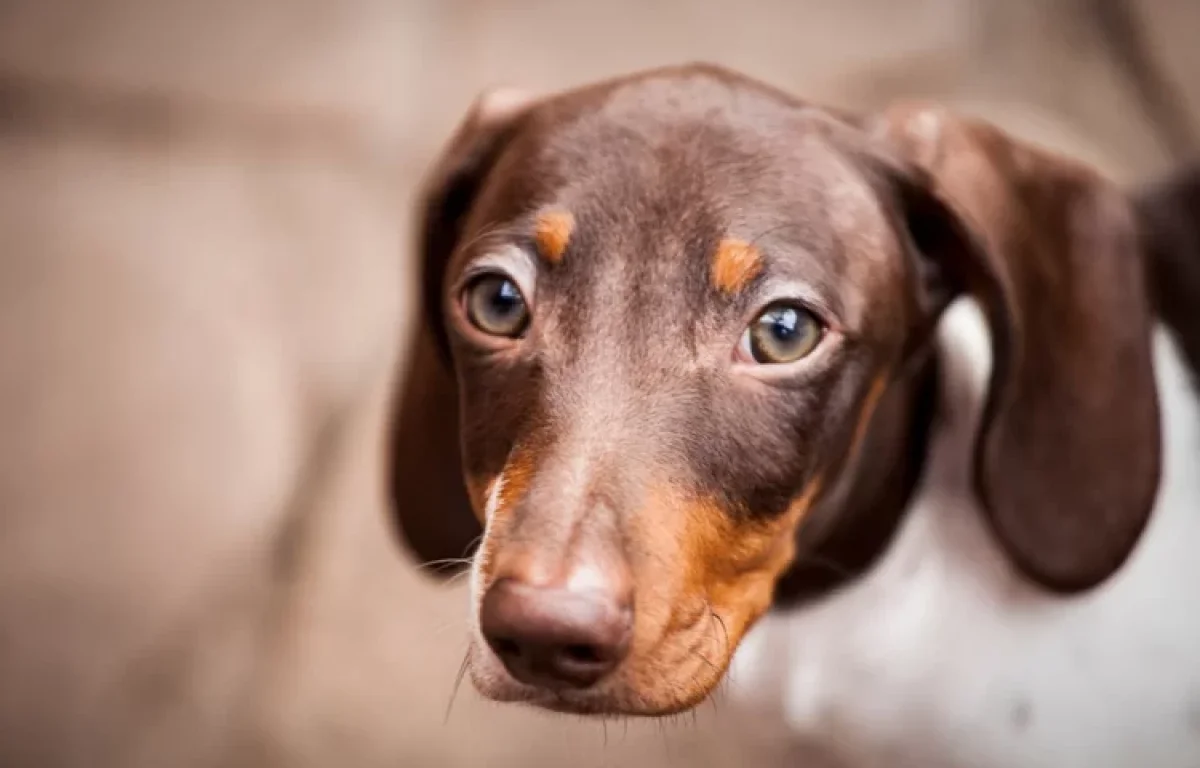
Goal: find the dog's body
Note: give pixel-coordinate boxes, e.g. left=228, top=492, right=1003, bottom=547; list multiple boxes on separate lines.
left=394, top=64, right=1200, bottom=767
left=729, top=303, right=1200, bottom=768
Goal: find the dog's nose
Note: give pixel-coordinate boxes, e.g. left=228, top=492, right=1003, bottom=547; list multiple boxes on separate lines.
left=479, top=576, right=633, bottom=689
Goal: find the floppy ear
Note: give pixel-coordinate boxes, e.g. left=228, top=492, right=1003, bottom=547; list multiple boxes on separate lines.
left=389, top=88, right=536, bottom=576
left=871, top=105, right=1161, bottom=592
left=1135, top=165, right=1200, bottom=380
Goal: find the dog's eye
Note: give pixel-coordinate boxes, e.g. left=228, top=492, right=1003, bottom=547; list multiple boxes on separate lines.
left=463, top=273, right=529, bottom=338
left=738, top=302, right=823, bottom=364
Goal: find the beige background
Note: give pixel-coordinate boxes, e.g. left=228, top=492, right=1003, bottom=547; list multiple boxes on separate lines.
left=0, top=2, right=1197, bottom=766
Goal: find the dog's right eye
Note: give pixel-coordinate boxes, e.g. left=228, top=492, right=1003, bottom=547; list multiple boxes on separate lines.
left=736, top=301, right=823, bottom=365
left=463, top=273, right=530, bottom=338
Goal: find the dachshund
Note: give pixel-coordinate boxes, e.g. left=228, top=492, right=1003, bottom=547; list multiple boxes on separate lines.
left=392, top=63, right=1200, bottom=768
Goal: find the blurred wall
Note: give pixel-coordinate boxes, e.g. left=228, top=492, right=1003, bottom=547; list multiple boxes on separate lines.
left=0, top=2, right=1196, bottom=767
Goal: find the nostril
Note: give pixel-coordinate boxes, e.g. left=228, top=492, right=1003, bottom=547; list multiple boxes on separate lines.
left=488, top=635, right=522, bottom=659
left=563, top=644, right=601, bottom=664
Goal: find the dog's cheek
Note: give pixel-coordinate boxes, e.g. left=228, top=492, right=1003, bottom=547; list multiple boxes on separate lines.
left=685, top=382, right=833, bottom=522
left=694, top=478, right=824, bottom=651
left=614, top=490, right=726, bottom=707
left=456, top=360, right=544, bottom=488
left=619, top=483, right=821, bottom=705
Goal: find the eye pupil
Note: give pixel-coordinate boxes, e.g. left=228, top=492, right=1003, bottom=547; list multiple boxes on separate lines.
left=464, top=274, right=529, bottom=337
left=490, top=281, right=521, bottom=315
left=763, top=308, right=798, bottom=340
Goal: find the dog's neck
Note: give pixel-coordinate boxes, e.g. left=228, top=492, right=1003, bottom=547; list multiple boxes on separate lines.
left=772, top=354, right=940, bottom=607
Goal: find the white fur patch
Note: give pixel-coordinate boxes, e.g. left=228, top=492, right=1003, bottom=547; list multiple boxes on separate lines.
left=564, top=563, right=608, bottom=593
left=484, top=473, right=505, bottom=521
left=469, top=472, right=506, bottom=642
left=727, top=299, right=1200, bottom=768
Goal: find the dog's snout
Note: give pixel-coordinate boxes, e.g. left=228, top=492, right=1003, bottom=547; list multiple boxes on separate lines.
left=479, top=575, right=633, bottom=689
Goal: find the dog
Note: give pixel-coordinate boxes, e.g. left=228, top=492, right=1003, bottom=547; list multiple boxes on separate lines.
left=391, top=63, right=1200, bottom=767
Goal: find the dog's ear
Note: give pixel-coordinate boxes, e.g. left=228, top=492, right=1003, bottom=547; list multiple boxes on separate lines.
left=869, top=105, right=1161, bottom=592
left=390, top=88, right=537, bottom=577
left=1135, top=165, right=1200, bottom=380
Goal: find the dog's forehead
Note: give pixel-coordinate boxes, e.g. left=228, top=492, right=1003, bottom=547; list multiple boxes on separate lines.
left=498, top=71, right=902, bottom=325
left=522, top=71, right=875, bottom=201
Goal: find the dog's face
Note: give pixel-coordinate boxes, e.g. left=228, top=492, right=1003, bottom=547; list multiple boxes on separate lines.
left=393, top=65, right=1160, bottom=716
left=446, top=78, right=926, bottom=714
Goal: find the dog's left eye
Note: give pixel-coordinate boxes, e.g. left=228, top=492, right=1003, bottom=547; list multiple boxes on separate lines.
left=737, top=302, right=823, bottom=364
left=463, top=273, right=530, bottom=338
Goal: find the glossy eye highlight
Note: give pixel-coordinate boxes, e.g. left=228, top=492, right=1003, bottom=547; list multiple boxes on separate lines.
left=738, top=302, right=823, bottom=364
left=463, top=273, right=530, bottom=338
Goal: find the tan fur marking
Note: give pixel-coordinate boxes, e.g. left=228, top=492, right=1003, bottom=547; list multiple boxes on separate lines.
left=474, top=449, right=539, bottom=584
left=467, top=454, right=536, bottom=524
left=710, top=239, right=763, bottom=293
left=614, top=476, right=824, bottom=711
left=534, top=211, right=574, bottom=264
left=496, top=454, right=536, bottom=515
left=465, top=475, right=491, bottom=517
left=474, top=471, right=826, bottom=714
left=850, top=374, right=890, bottom=454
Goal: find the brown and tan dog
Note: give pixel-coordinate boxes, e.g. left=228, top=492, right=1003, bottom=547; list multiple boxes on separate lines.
left=392, top=63, right=1200, bottom=766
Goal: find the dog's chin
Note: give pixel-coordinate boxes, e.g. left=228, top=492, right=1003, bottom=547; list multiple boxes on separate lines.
left=466, top=642, right=723, bottom=717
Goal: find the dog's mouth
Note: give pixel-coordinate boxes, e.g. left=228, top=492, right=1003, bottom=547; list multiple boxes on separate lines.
left=460, top=471, right=800, bottom=717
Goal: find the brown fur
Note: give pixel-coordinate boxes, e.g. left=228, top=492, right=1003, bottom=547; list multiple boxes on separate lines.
left=391, top=64, right=1162, bottom=717
left=1137, top=165, right=1200, bottom=381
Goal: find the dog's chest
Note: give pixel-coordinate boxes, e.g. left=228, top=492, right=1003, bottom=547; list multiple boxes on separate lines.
left=727, top=301, right=1200, bottom=768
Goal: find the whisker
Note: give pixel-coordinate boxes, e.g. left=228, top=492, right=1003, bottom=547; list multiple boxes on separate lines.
left=415, top=557, right=474, bottom=575
left=710, top=610, right=730, bottom=660
left=657, top=720, right=675, bottom=765
left=443, top=569, right=474, bottom=588
left=705, top=675, right=724, bottom=713
left=443, top=649, right=472, bottom=724
left=459, top=533, right=485, bottom=559
left=414, top=530, right=485, bottom=577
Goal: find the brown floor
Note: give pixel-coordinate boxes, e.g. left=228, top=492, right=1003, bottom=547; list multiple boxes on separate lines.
left=0, top=1, right=1197, bottom=766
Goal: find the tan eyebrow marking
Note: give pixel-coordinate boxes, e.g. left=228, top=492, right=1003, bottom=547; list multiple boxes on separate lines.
left=710, top=238, right=763, bottom=294
left=534, top=211, right=574, bottom=265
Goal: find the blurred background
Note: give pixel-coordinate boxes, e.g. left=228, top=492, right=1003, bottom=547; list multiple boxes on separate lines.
left=0, top=1, right=1196, bottom=766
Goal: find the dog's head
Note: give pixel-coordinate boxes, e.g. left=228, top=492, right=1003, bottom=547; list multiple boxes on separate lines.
left=391, top=65, right=1160, bottom=716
